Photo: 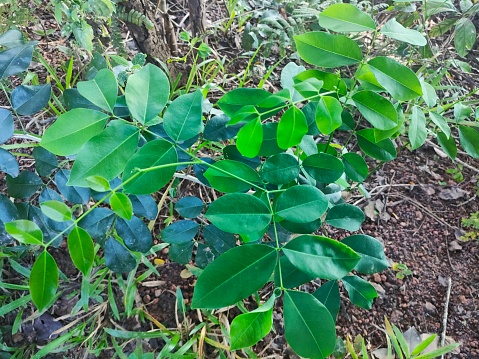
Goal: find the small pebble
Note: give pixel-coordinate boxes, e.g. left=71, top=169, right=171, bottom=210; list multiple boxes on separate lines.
left=424, top=301, right=436, bottom=312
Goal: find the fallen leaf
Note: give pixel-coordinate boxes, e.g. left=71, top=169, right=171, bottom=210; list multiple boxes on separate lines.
left=364, top=200, right=377, bottom=221
left=448, top=240, right=462, bottom=251
left=438, top=187, right=468, bottom=200
left=403, top=327, right=422, bottom=354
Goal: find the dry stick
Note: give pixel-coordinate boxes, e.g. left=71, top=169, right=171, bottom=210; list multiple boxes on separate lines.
left=426, top=139, right=479, bottom=175
left=441, top=277, right=453, bottom=359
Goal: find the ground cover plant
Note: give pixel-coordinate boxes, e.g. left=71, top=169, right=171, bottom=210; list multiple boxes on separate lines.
left=0, top=1, right=477, bottom=358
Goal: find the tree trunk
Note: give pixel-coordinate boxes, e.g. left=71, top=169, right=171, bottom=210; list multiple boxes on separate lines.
left=188, top=0, right=206, bottom=37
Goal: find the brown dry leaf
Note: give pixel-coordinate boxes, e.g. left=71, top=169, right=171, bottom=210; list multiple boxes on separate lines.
left=364, top=200, right=377, bottom=221
left=448, top=240, right=463, bottom=251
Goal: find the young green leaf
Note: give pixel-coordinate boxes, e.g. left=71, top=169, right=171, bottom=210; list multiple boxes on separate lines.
left=6, top=171, right=43, bottom=199
left=68, top=123, right=139, bottom=187
left=125, top=63, right=170, bottom=124
left=5, top=220, right=43, bottom=245
left=357, top=129, right=397, bottom=161
left=275, top=185, right=329, bottom=223
left=205, top=193, right=272, bottom=234
left=303, top=153, right=344, bottom=183
left=341, top=234, right=389, bottom=274
left=315, top=96, right=343, bottom=134
left=409, top=106, right=427, bottom=150
left=284, top=290, right=336, bottom=359
left=230, top=295, right=276, bottom=350
left=283, top=235, right=360, bottom=279
left=342, top=153, right=368, bottom=183
left=295, top=32, right=362, bottom=68
left=40, top=109, right=110, bottom=156
left=260, top=153, right=300, bottom=185
left=420, top=79, right=438, bottom=107
left=30, top=251, right=59, bottom=312
left=318, top=4, right=376, bottom=32
left=67, top=226, right=94, bottom=275
left=454, top=18, right=476, bottom=57
left=163, top=90, right=203, bottom=142
left=352, top=91, right=398, bottom=130
left=429, top=112, right=451, bottom=138
left=77, top=69, right=117, bottom=113
left=368, top=57, right=422, bottom=100
left=342, top=275, right=378, bottom=309
left=313, top=280, right=340, bottom=320
left=458, top=126, right=479, bottom=158
left=325, top=203, right=365, bottom=231
left=110, top=192, right=133, bottom=220
left=122, top=139, right=178, bottom=195
left=204, top=160, right=261, bottom=193
left=380, top=18, right=427, bottom=46
left=277, top=106, right=308, bottom=149
left=236, top=117, right=263, bottom=158
left=84, top=175, right=111, bottom=192
left=40, top=200, right=73, bottom=222
left=191, top=244, right=277, bottom=308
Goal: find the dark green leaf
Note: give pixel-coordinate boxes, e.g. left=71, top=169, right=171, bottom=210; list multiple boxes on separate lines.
left=0, top=148, right=19, bottom=178
left=175, top=196, right=204, bottom=218
left=202, top=224, right=236, bottom=254
left=342, top=153, right=368, bottom=183
left=169, top=242, right=194, bottom=264
left=275, top=185, right=328, bottom=223
left=409, top=106, right=427, bottom=150
left=78, top=207, right=115, bottom=242
left=163, top=90, right=203, bottom=142
left=341, top=234, right=388, bottom=274
left=258, top=122, right=283, bottom=157
left=68, top=123, right=139, bottom=187
left=295, top=32, right=362, bottom=68
left=115, top=216, right=153, bottom=253
left=357, top=129, right=397, bottom=161
left=195, top=242, right=217, bottom=268
left=436, top=131, right=457, bottom=160
left=68, top=226, right=94, bottom=275
left=122, top=139, right=178, bottom=195
left=6, top=171, right=42, bottom=198
left=283, top=235, right=360, bottom=279
left=104, top=237, right=136, bottom=273
left=0, top=44, right=34, bottom=79
left=55, top=170, right=91, bottom=204
left=203, top=114, right=243, bottom=141
left=205, top=160, right=261, bottom=193
left=129, top=195, right=158, bottom=220
left=284, top=290, right=336, bottom=359
left=0, top=193, right=19, bottom=244
left=318, top=4, right=376, bottom=32
left=325, top=203, right=365, bottom=231
left=0, top=29, right=25, bottom=48
left=110, top=192, right=133, bottom=220
left=277, top=106, right=308, bottom=149
left=342, top=275, right=377, bottom=309
left=458, top=126, right=479, bottom=158
left=205, top=193, right=271, bottom=234
left=32, top=147, right=58, bottom=177
left=62, top=88, right=102, bottom=111
left=315, top=97, right=343, bottom=135
left=313, top=280, right=340, bottom=320
left=223, top=145, right=261, bottom=169
left=5, top=219, right=43, bottom=245
left=260, top=153, right=300, bottom=185
left=11, top=84, right=51, bottom=115
left=275, top=255, right=316, bottom=288
left=279, top=218, right=322, bottom=234
left=303, top=153, right=344, bottom=183
left=352, top=91, right=398, bottom=130
left=0, top=109, right=14, bottom=144
left=161, top=220, right=199, bottom=244
left=191, top=244, right=277, bottom=308
left=217, top=88, right=272, bottom=118
left=236, top=118, right=263, bottom=158
left=30, top=251, right=58, bottom=312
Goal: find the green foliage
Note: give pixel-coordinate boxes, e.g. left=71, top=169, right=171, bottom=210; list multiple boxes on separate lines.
left=461, top=211, right=479, bottom=241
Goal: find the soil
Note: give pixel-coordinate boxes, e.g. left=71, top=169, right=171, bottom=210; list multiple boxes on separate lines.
left=1, top=0, right=479, bottom=358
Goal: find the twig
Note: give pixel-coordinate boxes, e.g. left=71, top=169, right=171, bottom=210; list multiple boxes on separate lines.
left=441, top=277, right=452, bottom=359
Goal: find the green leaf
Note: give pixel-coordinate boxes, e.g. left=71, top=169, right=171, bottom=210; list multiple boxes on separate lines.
left=163, top=90, right=203, bottom=142
left=414, top=343, right=460, bottom=359
left=175, top=196, right=204, bottom=218
left=357, top=129, right=397, bottom=161
left=67, top=226, right=94, bottom=275
left=30, top=251, right=58, bottom=312
left=260, top=153, right=300, bottom=185
left=318, top=4, right=376, bottom=32
left=454, top=103, right=472, bottom=121
left=68, top=123, right=139, bottom=187
left=203, top=114, right=243, bottom=141
left=380, top=18, right=427, bottom=46
left=281, top=62, right=307, bottom=102
left=11, top=84, right=52, bottom=116
left=277, top=106, right=308, bottom=149
left=236, top=117, right=263, bottom=158
left=315, top=96, right=343, bottom=134
left=5, top=220, right=43, bottom=245
left=295, top=32, right=362, bottom=68
left=303, top=153, right=344, bottom=183
left=275, top=255, right=316, bottom=288
left=293, top=78, right=324, bottom=100
left=258, top=122, right=282, bottom=157
left=409, top=106, right=427, bottom=150
left=161, top=220, right=199, bottom=244
left=0, top=147, right=19, bottom=178
left=325, top=203, right=365, bottom=231
left=429, top=17, right=458, bottom=38
left=454, top=18, right=476, bottom=57
left=279, top=218, right=323, bottom=234
left=420, top=79, right=438, bottom=107
left=368, top=57, right=422, bottom=100
left=77, top=69, right=117, bottom=113
left=169, top=242, right=194, bottom=264
left=72, top=20, right=93, bottom=53
left=122, top=139, right=178, bottom=195
left=0, top=109, right=14, bottom=145
left=203, top=224, right=236, bottom=254
left=115, top=217, right=153, bottom=253
left=217, top=88, right=272, bottom=118
left=230, top=295, right=275, bottom=350
left=436, top=131, right=457, bottom=160
left=84, top=175, right=111, bottom=192
left=104, top=237, right=137, bottom=273
left=458, top=126, right=479, bottom=158
left=191, top=244, right=277, bottom=308
left=275, top=186, right=328, bottom=223
left=125, top=64, right=169, bottom=124
left=352, top=91, right=398, bottom=130
left=205, top=193, right=272, bottom=234
left=204, top=160, right=261, bottom=193
left=342, top=275, right=377, bottom=309
left=341, top=234, right=389, bottom=274
left=284, top=290, right=336, bottom=359
left=32, top=147, right=58, bottom=177
left=429, top=112, right=451, bottom=138
left=342, top=153, right=368, bottom=183
left=40, top=109, right=110, bottom=156
left=6, top=170, right=43, bottom=198
left=283, top=235, right=360, bottom=279
left=40, top=200, right=72, bottom=222
left=313, top=280, right=340, bottom=320
left=110, top=192, right=133, bottom=220
left=294, top=70, right=347, bottom=96
left=0, top=44, right=34, bottom=79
